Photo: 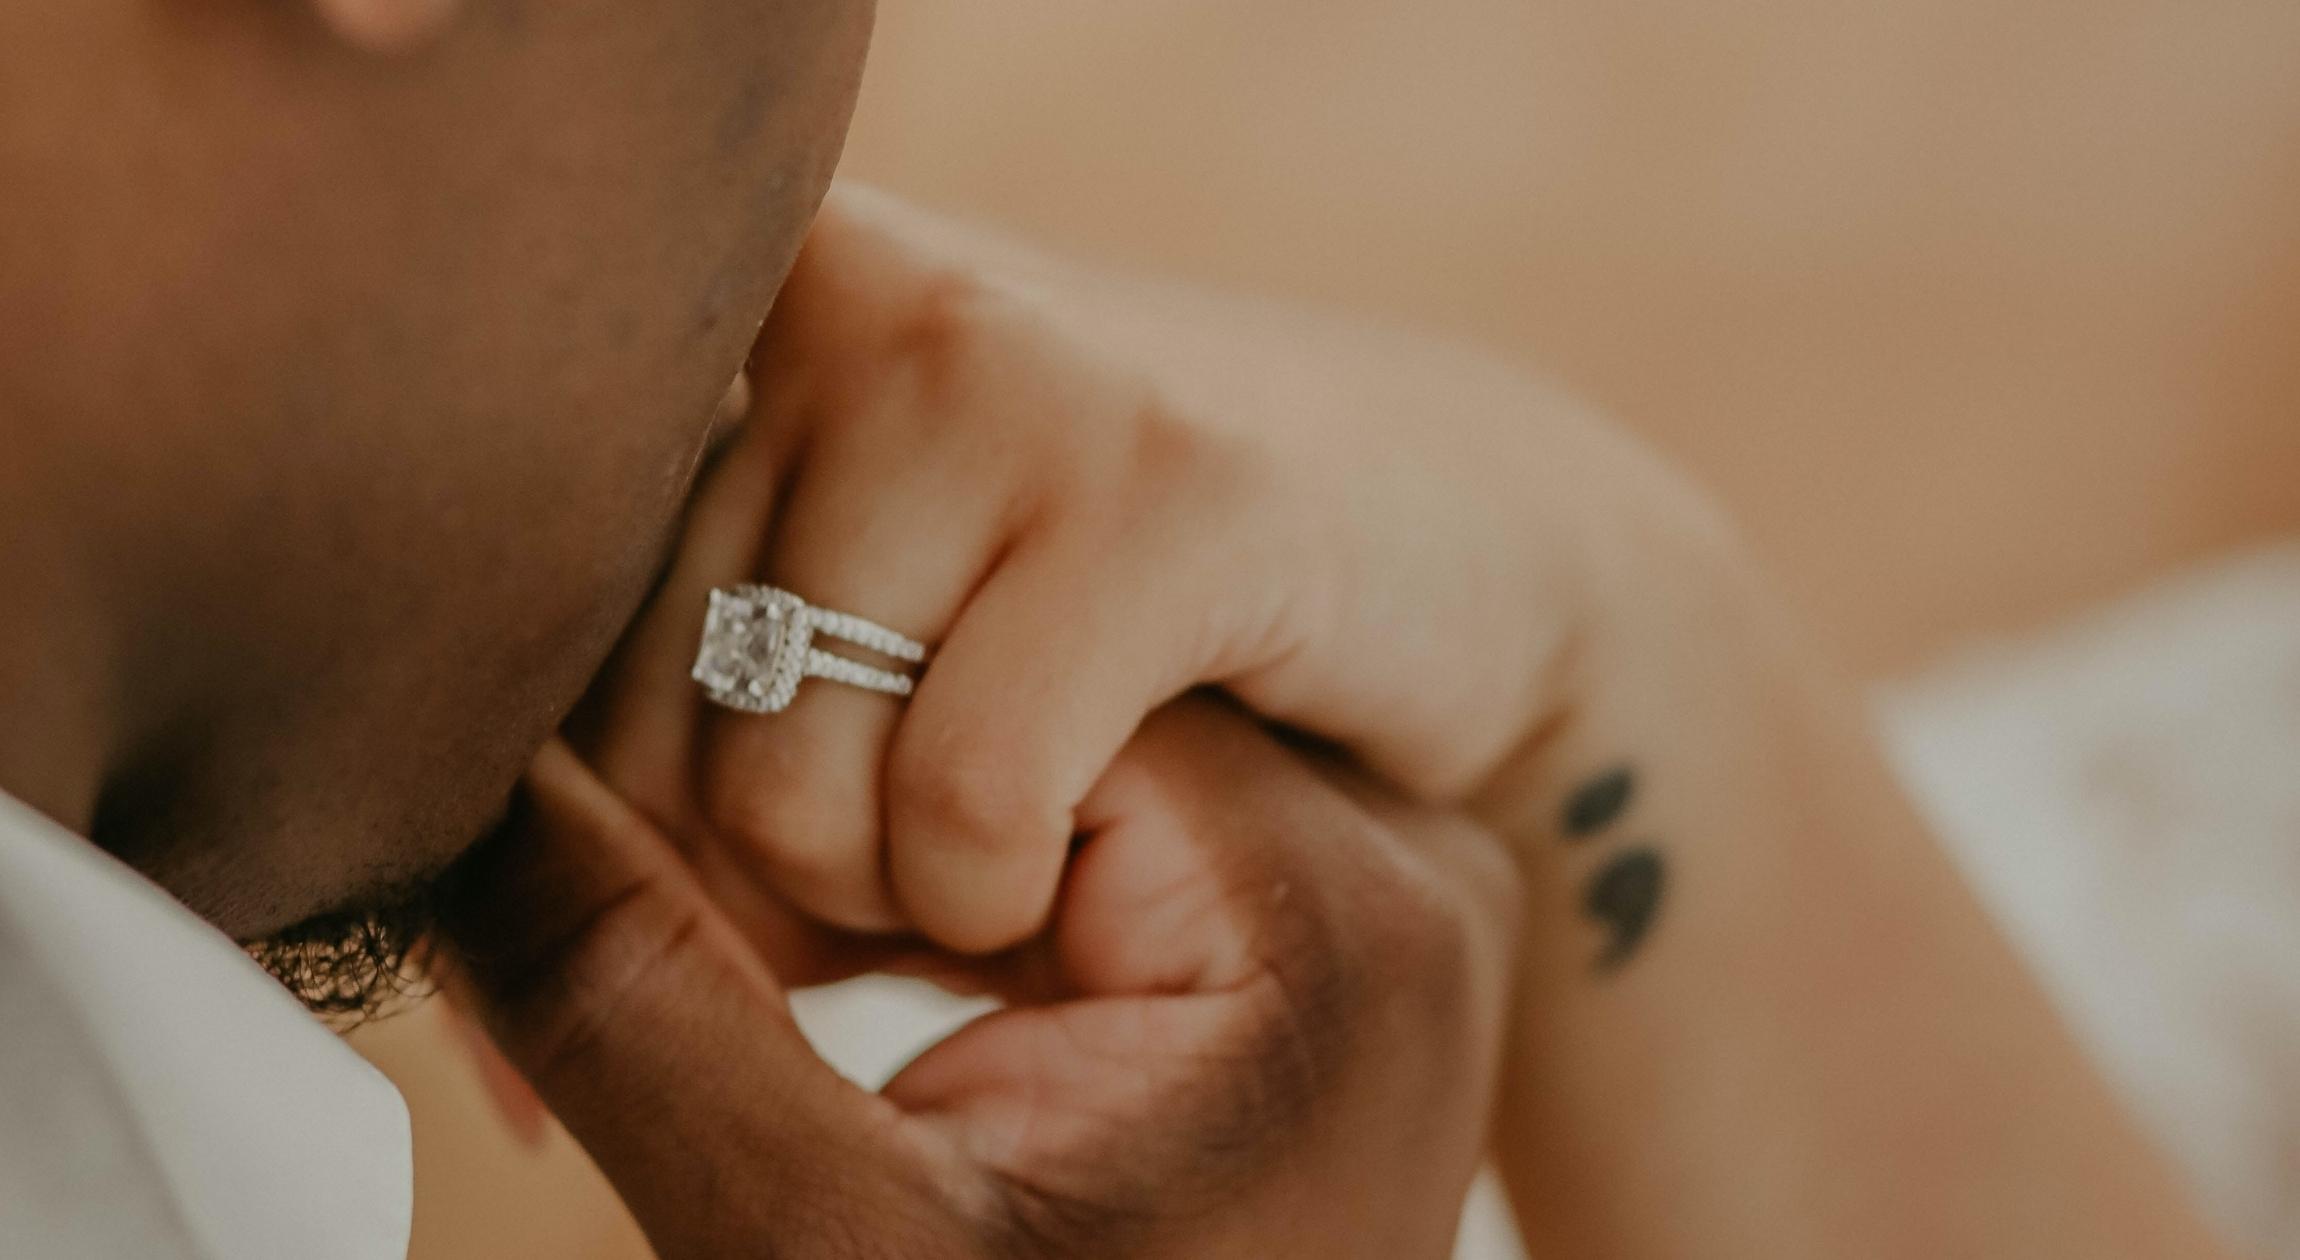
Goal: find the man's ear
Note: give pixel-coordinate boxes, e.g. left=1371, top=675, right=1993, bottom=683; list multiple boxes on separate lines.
left=309, top=0, right=461, bottom=52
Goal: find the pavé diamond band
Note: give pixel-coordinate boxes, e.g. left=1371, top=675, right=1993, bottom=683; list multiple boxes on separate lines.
left=691, top=585, right=930, bottom=715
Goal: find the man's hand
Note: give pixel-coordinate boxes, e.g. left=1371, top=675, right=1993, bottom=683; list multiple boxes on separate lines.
left=442, top=701, right=1518, bottom=1258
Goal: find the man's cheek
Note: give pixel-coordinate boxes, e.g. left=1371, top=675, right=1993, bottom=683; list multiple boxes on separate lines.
left=549, top=422, right=721, bottom=662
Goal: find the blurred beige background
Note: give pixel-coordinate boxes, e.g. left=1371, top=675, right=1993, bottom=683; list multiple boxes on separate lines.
left=360, top=4, right=2300, bottom=1256
left=836, top=1, right=2300, bottom=676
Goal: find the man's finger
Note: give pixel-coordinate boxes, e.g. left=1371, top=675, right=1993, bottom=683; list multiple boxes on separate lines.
left=439, top=741, right=952, bottom=1257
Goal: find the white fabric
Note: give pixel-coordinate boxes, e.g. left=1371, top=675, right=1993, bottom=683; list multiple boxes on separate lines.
left=1884, top=542, right=2300, bottom=1259
left=0, top=791, right=412, bottom=1260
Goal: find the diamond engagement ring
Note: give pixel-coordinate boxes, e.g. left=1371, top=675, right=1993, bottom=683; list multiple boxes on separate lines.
left=691, top=585, right=930, bottom=714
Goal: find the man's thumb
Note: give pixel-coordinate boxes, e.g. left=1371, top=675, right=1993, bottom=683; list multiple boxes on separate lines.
left=439, top=741, right=930, bottom=1256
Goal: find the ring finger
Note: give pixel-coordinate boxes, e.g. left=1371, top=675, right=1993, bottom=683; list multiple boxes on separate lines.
left=694, top=389, right=1025, bottom=931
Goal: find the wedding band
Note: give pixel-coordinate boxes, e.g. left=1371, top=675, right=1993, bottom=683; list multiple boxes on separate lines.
left=691, top=585, right=930, bottom=714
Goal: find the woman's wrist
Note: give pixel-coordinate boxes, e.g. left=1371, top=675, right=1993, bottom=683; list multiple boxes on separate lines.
left=1468, top=447, right=1822, bottom=848
left=1466, top=475, right=2228, bottom=1258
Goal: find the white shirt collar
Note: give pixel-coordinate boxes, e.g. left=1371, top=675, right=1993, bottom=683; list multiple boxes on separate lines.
left=0, top=790, right=411, bottom=1260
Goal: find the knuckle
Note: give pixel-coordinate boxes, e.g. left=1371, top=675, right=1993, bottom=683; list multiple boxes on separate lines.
left=880, top=267, right=1004, bottom=391
left=1110, top=399, right=1294, bottom=581
left=892, top=752, right=1053, bottom=859
left=698, top=769, right=783, bottom=849
left=700, top=769, right=878, bottom=883
left=1120, top=396, right=1244, bottom=492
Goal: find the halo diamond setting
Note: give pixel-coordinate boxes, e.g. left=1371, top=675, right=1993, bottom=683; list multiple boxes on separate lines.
left=692, top=585, right=927, bottom=715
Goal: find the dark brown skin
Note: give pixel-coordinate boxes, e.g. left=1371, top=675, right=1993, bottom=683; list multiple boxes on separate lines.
left=445, top=702, right=1520, bottom=1260
left=0, top=0, right=875, bottom=937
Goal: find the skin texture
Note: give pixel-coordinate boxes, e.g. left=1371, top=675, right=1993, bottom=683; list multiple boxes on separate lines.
left=557, top=194, right=2232, bottom=1257
left=1468, top=519, right=2235, bottom=1260
left=443, top=703, right=1519, bottom=1260
left=0, top=0, right=875, bottom=938
left=581, top=190, right=1599, bottom=954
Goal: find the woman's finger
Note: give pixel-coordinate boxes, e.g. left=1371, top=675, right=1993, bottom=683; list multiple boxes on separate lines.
left=880, top=526, right=1213, bottom=953
left=693, top=375, right=1024, bottom=932
left=882, top=431, right=1296, bottom=954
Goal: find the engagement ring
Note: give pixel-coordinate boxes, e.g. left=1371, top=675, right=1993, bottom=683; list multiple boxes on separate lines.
left=691, top=585, right=929, bottom=714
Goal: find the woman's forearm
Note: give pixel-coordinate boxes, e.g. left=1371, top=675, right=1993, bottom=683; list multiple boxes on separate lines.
left=909, top=211, right=2228, bottom=1254
left=1470, top=523, right=2227, bottom=1258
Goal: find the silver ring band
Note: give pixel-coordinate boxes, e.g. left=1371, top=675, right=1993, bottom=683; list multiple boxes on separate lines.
left=692, top=585, right=930, bottom=714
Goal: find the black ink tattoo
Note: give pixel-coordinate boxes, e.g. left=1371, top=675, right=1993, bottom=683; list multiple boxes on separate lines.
left=1561, top=765, right=1636, bottom=839
left=1583, top=846, right=1665, bottom=972
left=1557, top=765, right=1666, bottom=972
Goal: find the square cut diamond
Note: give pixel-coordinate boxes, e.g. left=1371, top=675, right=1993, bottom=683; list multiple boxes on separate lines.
left=691, top=588, right=802, bottom=711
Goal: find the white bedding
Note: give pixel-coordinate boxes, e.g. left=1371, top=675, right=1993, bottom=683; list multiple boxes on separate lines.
left=1884, top=543, right=2300, bottom=1258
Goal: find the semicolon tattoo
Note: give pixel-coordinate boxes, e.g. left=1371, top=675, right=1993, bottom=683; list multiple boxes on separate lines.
left=1561, top=765, right=1635, bottom=839
left=1557, top=765, right=1668, bottom=973
left=1585, top=847, right=1665, bottom=972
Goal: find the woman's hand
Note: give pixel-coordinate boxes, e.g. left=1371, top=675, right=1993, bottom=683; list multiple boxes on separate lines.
left=557, top=186, right=2225, bottom=1259
left=575, top=186, right=1711, bottom=954
left=443, top=701, right=1519, bottom=1260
